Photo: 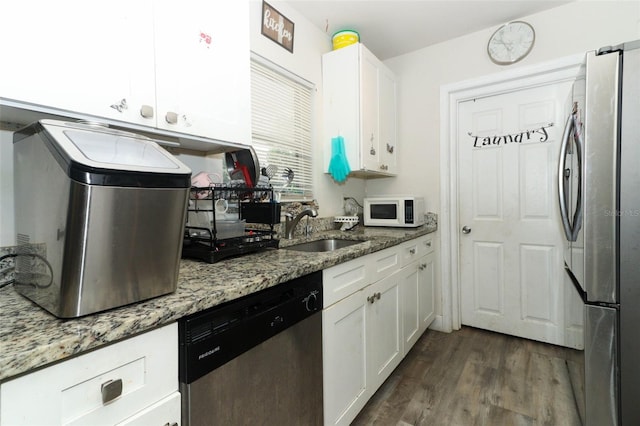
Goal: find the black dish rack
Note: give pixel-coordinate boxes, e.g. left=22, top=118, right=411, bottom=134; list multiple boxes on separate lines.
left=182, top=185, right=281, bottom=263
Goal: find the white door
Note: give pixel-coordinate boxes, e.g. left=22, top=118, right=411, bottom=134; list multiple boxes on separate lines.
left=458, top=81, right=583, bottom=348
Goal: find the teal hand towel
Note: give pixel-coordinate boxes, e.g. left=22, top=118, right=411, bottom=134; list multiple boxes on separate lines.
left=328, top=136, right=350, bottom=182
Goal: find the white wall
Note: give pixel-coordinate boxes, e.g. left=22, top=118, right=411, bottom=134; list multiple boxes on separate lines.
left=249, top=0, right=366, bottom=217
left=367, top=0, right=640, bottom=214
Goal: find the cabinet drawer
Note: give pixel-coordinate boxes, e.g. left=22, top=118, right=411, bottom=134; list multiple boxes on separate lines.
left=401, top=235, right=434, bottom=267
left=0, top=323, right=178, bottom=426
left=323, top=256, right=369, bottom=308
left=400, top=240, right=420, bottom=267
left=368, top=245, right=401, bottom=280
left=418, top=235, right=435, bottom=257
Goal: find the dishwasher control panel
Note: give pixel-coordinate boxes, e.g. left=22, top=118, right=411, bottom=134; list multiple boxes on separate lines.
left=178, top=271, right=322, bottom=384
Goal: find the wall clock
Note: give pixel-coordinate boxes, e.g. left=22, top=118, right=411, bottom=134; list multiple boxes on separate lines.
left=487, top=21, right=535, bottom=65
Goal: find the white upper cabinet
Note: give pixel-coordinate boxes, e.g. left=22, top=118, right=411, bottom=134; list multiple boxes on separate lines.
left=0, top=0, right=156, bottom=126
left=153, top=0, right=250, bottom=143
left=0, top=0, right=250, bottom=146
left=322, top=43, right=398, bottom=178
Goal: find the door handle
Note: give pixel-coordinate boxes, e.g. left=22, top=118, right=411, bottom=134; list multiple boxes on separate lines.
left=461, top=226, right=471, bottom=234
left=557, top=112, right=584, bottom=242
left=558, top=113, right=574, bottom=241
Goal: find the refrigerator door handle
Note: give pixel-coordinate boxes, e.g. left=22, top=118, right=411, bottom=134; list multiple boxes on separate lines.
left=558, top=112, right=584, bottom=242
left=571, top=113, right=584, bottom=241
left=558, top=113, right=575, bottom=240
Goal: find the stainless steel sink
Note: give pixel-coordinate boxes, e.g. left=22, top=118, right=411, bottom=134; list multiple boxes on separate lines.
left=283, top=238, right=365, bottom=253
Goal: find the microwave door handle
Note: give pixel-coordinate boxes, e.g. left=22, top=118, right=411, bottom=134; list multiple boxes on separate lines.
left=558, top=113, right=575, bottom=241
left=570, top=114, right=584, bottom=242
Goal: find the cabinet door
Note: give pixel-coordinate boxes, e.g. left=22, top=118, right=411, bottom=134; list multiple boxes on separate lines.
left=322, top=290, right=369, bottom=426
left=400, top=261, right=421, bottom=355
left=154, top=0, right=250, bottom=144
left=359, top=47, right=380, bottom=172
left=0, top=0, right=156, bottom=126
left=366, top=271, right=402, bottom=392
left=378, top=65, right=397, bottom=174
left=418, top=252, right=436, bottom=334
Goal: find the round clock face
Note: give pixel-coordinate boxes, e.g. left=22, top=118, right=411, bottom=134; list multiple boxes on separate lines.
left=487, top=21, right=535, bottom=65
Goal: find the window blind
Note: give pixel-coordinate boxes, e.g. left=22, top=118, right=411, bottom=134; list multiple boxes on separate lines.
left=250, top=57, right=314, bottom=200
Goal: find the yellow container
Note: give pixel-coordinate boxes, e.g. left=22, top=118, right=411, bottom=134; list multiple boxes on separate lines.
left=332, top=30, right=359, bottom=50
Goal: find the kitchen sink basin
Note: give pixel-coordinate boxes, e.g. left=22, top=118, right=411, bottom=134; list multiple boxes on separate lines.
left=283, top=238, right=365, bottom=253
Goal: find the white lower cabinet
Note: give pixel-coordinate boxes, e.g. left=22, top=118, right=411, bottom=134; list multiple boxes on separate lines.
left=322, top=272, right=402, bottom=426
left=322, top=288, right=368, bottom=426
left=366, top=273, right=403, bottom=390
left=323, top=234, right=437, bottom=426
left=400, top=251, right=436, bottom=354
left=0, top=323, right=179, bottom=426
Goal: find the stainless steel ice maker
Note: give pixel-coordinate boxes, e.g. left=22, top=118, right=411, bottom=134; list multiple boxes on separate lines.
left=13, top=120, right=191, bottom=318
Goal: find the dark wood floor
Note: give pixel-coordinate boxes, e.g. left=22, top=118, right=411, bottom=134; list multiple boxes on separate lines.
left=352, top=327, right=583, bottom=426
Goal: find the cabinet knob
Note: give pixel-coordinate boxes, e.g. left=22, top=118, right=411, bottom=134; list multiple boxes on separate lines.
left=379, top=164, right=389, bottom=171
left=425, top=241, right=432, bottom=247
left=409, top=248, right=416, bottom=255
left=386, top=143, right=394, bottom=154
left=140, top=104, right=154, bottom=119
left=101, top=378, right=123, bottom=405
left=375, top=292, right=381, bottom=300
left=419, top=263, right=427, bottom=270
left=367, top=294, right=376, bottom=304
left=165, top=111, right=178, bottom=124
left=109, top=98, right=128, bottom=113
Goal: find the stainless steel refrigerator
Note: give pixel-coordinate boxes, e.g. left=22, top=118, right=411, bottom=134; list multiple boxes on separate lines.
left=559, top=39, right=640, bottom=425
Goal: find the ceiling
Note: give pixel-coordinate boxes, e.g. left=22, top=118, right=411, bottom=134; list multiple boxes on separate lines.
left=284, top=0, right=573, bottom=60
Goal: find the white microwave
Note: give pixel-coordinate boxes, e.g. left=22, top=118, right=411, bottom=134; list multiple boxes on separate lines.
left=363, top=196, right=425, bottom=227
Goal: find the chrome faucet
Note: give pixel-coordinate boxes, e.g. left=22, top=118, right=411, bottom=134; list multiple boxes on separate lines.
left=284, top=208, right=318, bottom=239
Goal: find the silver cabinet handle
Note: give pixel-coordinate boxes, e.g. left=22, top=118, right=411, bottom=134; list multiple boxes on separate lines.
left=386, top=143, right=394, bottom=154
left=425, top=241, right=432, bottom=247
left=409, top=248, right=416, bottom=254
left=101, top=378, right=123, bottom=405
left=419, top=263, right=427, bottom=270
left=165, top=111, right=178, bottom=124
left=140, top=104, right=154, bottom=119
left=462, top=226, right=471, bottom=234
left=367, top=292, right=381, bottom=303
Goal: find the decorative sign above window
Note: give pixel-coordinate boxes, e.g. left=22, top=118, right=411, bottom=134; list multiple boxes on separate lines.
left=468, top=123, right=554, bottom=148
left=262, top=1, right=294, bottom=53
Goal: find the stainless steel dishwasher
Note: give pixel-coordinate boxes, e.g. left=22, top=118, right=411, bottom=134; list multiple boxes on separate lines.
left=179, top=271, right=323, bottom=425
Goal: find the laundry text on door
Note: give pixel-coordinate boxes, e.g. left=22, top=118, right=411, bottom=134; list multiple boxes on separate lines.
left=468, top=123, right=554, bottom=148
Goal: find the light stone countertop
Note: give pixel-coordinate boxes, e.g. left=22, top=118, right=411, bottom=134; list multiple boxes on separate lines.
left=0, top=217, right=437, bottom=383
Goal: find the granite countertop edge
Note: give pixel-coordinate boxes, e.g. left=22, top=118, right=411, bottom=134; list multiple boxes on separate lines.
left=0, top=221, right=437, bottom=383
